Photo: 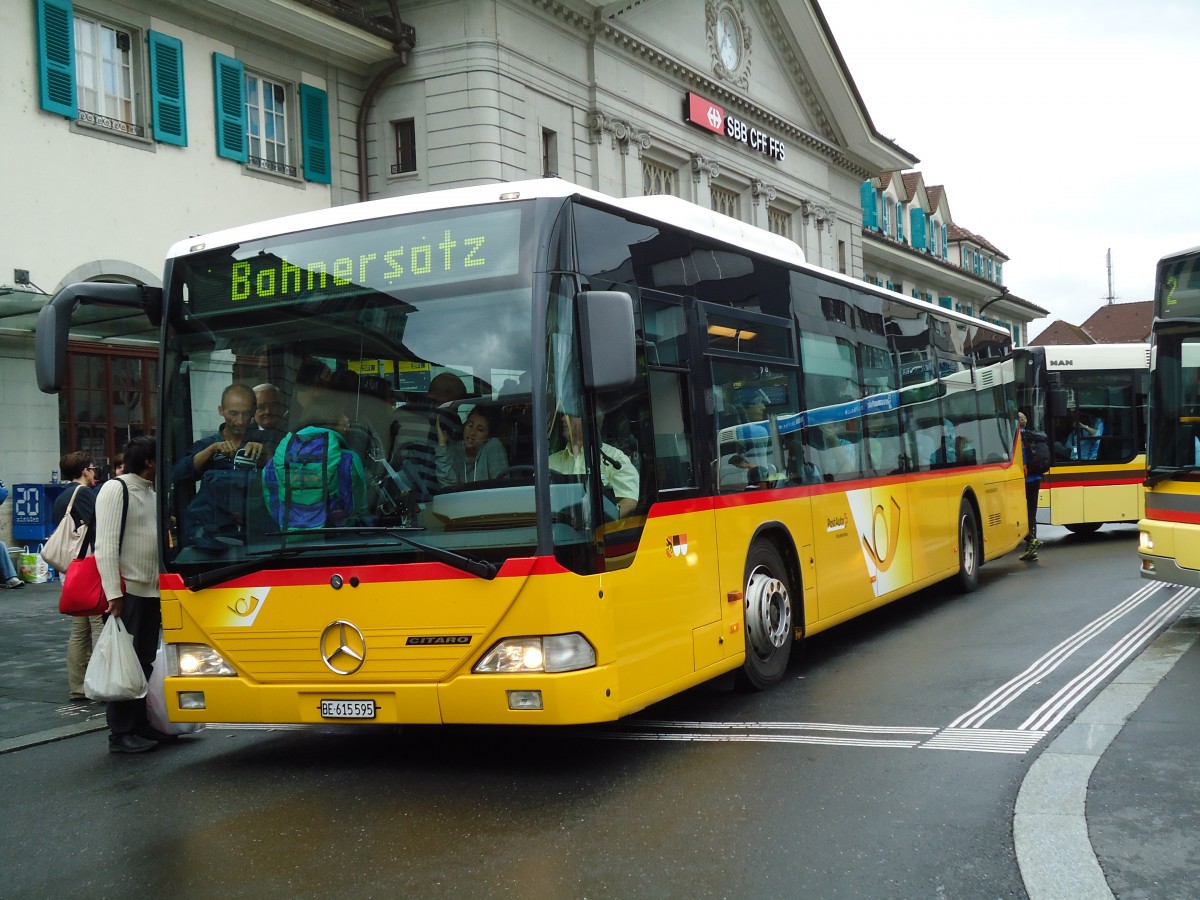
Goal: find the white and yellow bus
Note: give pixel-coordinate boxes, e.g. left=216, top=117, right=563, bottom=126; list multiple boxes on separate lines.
left=1139, top=245, right=1200, bottom=585
left=1014, top=343, right=1149, bottom=533
left=37, top=179, right=1026, bottom=725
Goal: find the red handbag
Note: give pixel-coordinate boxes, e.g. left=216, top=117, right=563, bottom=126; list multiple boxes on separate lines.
left=59, top=480, right=128, bottom=617
left=59, top=556, right=116, bottom=616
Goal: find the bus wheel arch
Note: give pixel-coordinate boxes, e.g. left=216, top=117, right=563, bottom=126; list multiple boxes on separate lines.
left=955, top=491, right=982, bottom=593
left=736, top=526, right=802, bottom=691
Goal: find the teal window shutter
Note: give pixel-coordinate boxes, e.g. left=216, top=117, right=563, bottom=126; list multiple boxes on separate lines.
left=939, top=296, right=952, bottom=309
left=896, top=202, right=904, bottom=243
left=213, top=53, right=247, bottom=162
left=149, top=31, right=187, bottom=146
left=860, top=182, right=877, bottom=229
left=941, top=224, right=948, bottom=259
left=881, top=196, right=889, bottom=235
left=299, top=84, right=331, bottom=184
left=997, top=263, right=1003, bottom=283
left=37, top=0, right=76, bottom=119
left=910, top=208, right=926, bottom=252
left=912, top=288, right=919, bottom=298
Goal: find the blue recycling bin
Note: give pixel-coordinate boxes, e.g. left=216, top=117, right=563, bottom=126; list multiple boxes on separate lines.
left=12, top=483, right=71, bottom=542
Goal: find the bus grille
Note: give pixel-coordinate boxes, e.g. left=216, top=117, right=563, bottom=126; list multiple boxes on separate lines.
left=212, top=627, right=483, bottom=683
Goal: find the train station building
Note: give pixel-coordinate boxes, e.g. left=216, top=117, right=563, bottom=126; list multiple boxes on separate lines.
left=0, top=0, right=1043, bottom=541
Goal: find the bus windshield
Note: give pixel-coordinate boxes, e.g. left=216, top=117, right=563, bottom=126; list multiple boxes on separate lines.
left=162, top=202, right=549, bottom=572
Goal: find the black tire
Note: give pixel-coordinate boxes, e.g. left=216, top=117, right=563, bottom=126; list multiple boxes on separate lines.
left=955, top=499, right=980, bottom=593
left=735, top=542, right=795, bottom=691
left=1064, top=522, right=1102, bottom=535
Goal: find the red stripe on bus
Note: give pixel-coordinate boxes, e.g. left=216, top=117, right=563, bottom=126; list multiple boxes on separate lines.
left=160, top=555, right=565, bottom=590
left=1044, top=475, right=1145, bottom=489
left=1144, top=508, right=1200, bottom=525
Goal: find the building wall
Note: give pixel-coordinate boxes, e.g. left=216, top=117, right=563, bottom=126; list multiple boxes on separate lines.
left=365, top=0, right=870, bottom=273
left=0, top=0, right=368, bottom=516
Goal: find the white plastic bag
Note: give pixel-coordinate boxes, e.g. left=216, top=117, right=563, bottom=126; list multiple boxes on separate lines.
left=84, top=617, right=148, bottom=702
left=146, top=632, right=204, bottom=736
left=18, top=546, right=50, bottom=584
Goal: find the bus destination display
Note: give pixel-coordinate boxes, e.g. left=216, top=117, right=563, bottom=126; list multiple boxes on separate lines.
left=183, top=207, right=522, bottom=317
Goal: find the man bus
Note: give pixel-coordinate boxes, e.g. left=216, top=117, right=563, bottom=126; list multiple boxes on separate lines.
left=1140, top=245, right=1200, bottom=585
left=1014, top=343, right=1149, bottom=534
left=35, top=179, right=1026, bottom=727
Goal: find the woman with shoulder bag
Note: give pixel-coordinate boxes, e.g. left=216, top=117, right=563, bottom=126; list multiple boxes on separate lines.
left=95, top=436, right=171, bottom=754
left=54, top=452, right=99, bottom=700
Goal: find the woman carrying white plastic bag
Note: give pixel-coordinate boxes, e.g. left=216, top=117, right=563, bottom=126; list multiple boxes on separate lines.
left=83, top=617, right=147, bottom=702
left=95, top=437, right=175, bottom=754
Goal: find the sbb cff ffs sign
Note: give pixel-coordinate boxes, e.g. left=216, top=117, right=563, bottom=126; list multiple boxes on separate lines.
left=684, top=92, right=785, bottom=162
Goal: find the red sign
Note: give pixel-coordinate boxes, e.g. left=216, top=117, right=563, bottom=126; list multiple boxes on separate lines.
left=686, top=92, right=726, bottom=136
left=683, top=92, right=786, bottom=162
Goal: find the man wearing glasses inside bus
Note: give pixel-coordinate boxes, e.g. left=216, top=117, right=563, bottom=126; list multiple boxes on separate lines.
left=246, top=382, right=289, bottom=452
left=549, top=412, right=639, bottom=519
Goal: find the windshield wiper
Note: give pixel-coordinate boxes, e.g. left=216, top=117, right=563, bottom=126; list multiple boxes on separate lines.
left=1145, top=465, right=1200, bottom=487
left=348, top=527, right=499, bottom=580
left=184, top=547, right=305, bottom=591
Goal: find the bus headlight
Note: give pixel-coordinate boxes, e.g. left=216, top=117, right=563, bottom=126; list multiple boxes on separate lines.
left=169, top=643, right=236, bottom=677
left=1139, top=531, right=1154, bottom=551
left=474, top=634, right=596, bottom=674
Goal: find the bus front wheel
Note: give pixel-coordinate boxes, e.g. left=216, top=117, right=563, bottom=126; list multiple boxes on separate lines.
left=955, top=499, right=980, bottom=593
left=736, top=542, right=795, bottom=690
left=1065, top=522, right=1102, bottom=535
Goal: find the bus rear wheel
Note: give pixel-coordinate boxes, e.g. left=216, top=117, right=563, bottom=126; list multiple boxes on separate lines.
left=736, top=542, right=794, bottom=691
left=955, top=499, right=980, bottom=593
left=1065, top=522, right=1102, bottom=535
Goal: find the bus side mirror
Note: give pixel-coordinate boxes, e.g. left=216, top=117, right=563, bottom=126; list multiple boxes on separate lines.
left=1049, top=388, right=1069, bottom=418
left=576, top=290, right=636, bottom=391
left=34, top=283, right=162, bottom=393
left=34, top=298, right=71, bottom=394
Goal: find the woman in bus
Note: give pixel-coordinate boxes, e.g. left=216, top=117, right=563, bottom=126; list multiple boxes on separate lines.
left=434, top=404, right=508, bottom=487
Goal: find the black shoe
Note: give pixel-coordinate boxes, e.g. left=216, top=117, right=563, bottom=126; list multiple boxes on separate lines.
left=109, top=734, right=158, bottom=754
left=136, top=725, right=179, bottom=744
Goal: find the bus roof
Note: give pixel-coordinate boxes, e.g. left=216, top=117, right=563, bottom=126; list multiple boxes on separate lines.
left=166, top=177, right=1007, bottom=337
left=166, top=178, right=807, bottom=267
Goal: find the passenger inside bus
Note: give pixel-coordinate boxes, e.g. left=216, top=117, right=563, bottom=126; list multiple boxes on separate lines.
left=172, top=383, right=271, bottom=551
left=388, top=372, right=468, bottom=499
left=434, top=404, right=509, bottom=486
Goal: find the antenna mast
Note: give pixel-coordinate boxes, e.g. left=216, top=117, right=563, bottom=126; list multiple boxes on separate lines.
left=1105, top=248, right=1116, bottom=305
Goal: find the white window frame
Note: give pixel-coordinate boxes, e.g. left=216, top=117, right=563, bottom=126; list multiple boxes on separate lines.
left=245, top=71, right=293, bottom=175
left=73, top=12, right=142, bottom=135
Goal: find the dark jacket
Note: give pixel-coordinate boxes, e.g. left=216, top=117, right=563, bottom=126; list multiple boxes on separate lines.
left=52, top=483, right=96, bottom=530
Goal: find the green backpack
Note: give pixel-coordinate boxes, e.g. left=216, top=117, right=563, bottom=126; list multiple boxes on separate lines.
left=262, top=428, right=357, bottom=530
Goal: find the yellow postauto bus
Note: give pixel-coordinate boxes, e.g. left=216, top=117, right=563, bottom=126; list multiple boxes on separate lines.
left=36, top=179, right=1026, bottom=726
left=1014, top=343, right=1149, bottom=533
left=1140, top=245, right=1200, bottom=585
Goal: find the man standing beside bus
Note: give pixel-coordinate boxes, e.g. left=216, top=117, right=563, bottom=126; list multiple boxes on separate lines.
left=1018, top=411, right=1049, bottom=561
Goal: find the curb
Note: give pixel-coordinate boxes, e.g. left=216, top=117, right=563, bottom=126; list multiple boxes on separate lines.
left=1014, top=598, right=1200, bottom=899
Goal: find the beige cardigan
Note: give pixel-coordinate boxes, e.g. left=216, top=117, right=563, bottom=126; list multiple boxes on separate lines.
left=94, top=473, right=159, bottom=600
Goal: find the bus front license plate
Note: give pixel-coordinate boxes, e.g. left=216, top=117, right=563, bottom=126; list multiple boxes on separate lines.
left=320, top=699, right=376, bottom=719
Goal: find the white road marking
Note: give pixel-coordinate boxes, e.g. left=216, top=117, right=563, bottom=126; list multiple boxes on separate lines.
left=948, top=582, right=1165, bottom=729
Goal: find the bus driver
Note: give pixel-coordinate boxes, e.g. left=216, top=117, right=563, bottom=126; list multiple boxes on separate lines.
left=549, top=412, right=639, bottom=518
